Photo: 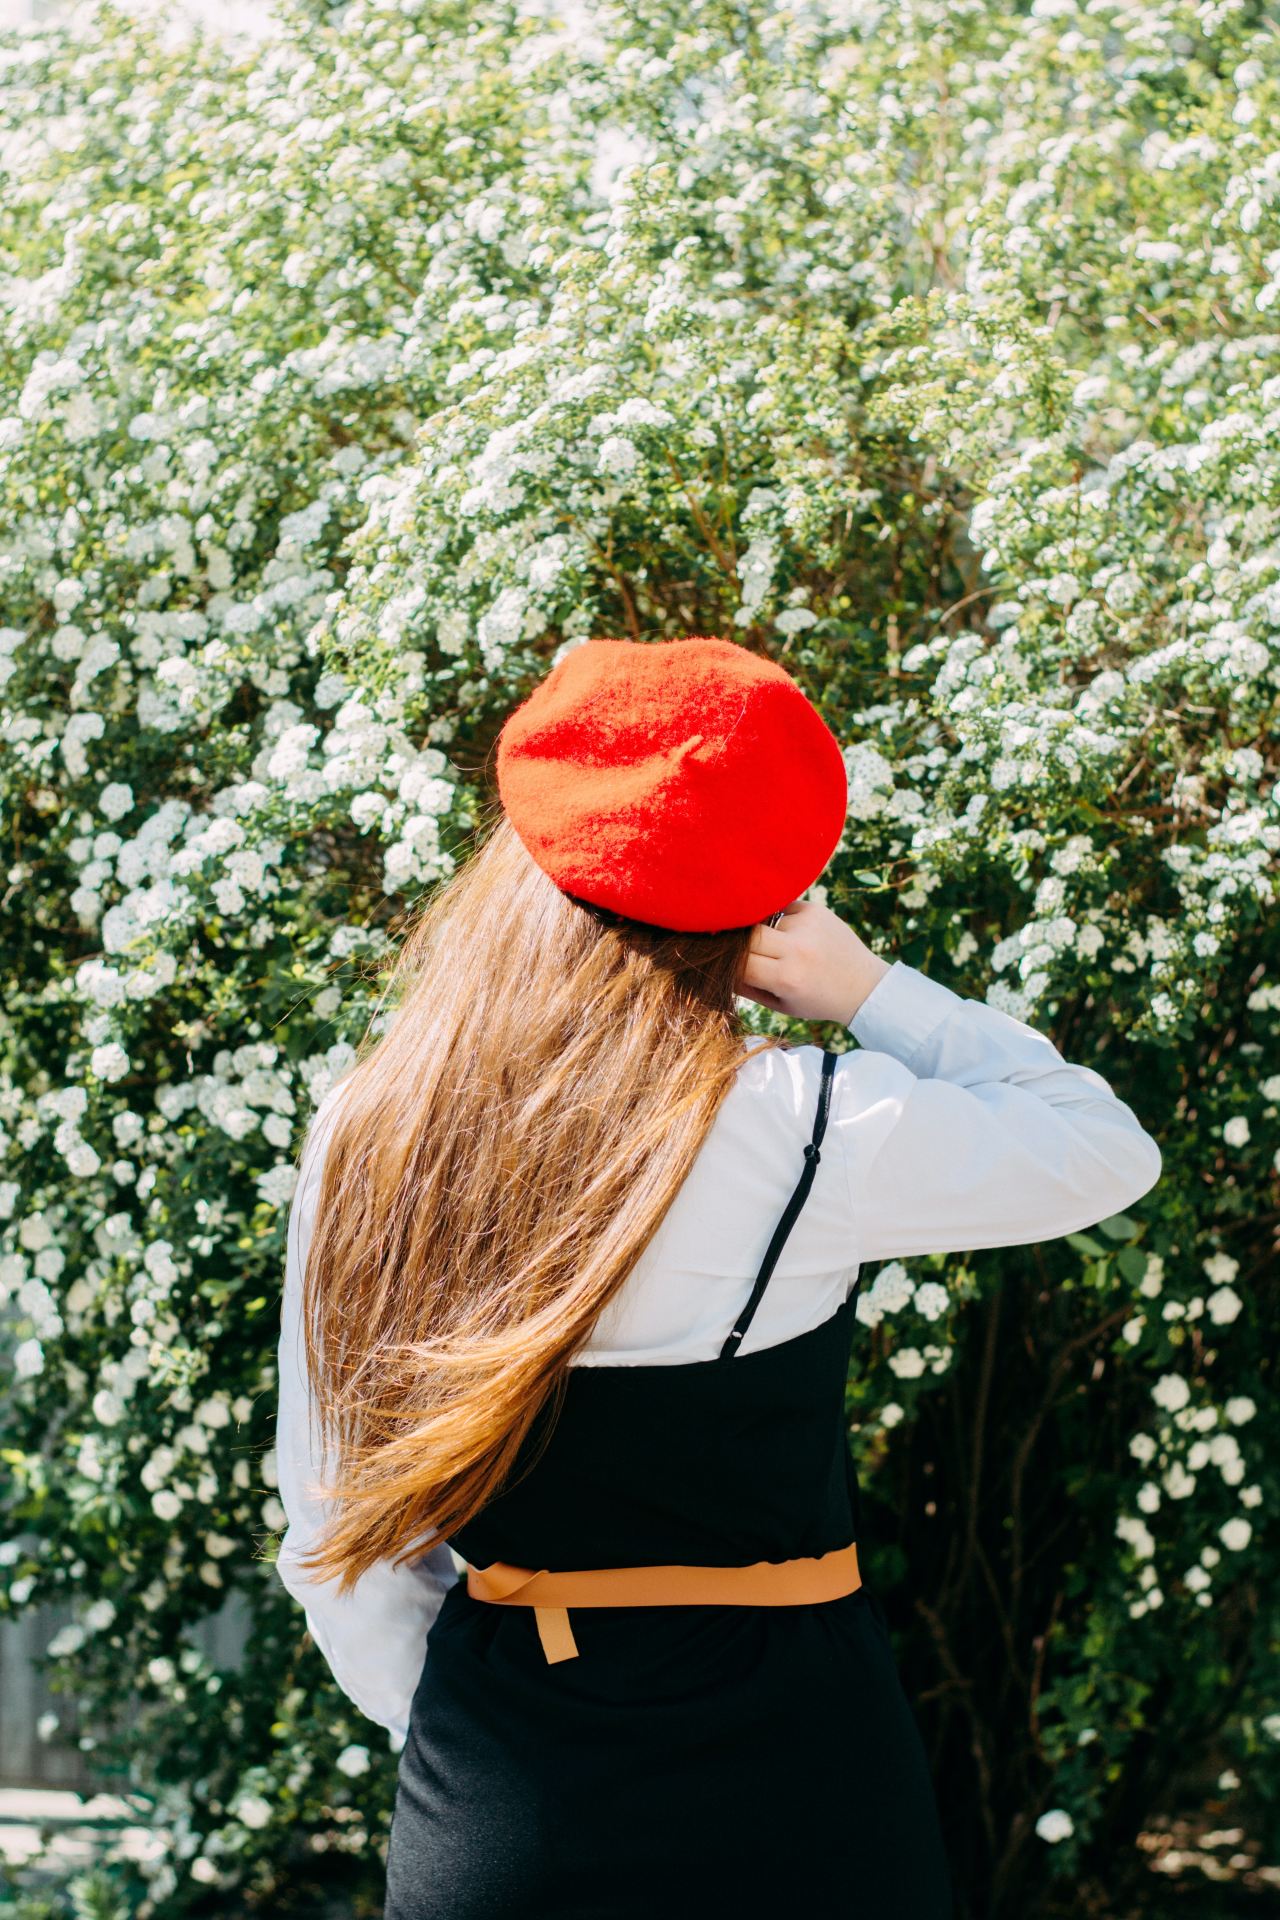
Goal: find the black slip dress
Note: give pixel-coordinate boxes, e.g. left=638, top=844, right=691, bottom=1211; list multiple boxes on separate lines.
left=383, top=1048, right=954, bottom=1919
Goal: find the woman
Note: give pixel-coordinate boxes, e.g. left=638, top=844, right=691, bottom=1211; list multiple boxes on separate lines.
left=275, top=636, right=1162, bottom=1918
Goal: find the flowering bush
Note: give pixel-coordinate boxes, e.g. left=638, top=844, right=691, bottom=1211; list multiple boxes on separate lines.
left=0, top=0, right=1277, bottom=1914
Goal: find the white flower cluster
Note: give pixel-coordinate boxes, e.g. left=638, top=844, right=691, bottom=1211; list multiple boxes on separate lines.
left=1118, top=1257, right=1261, bottom=1619
left=855, top=1265, right=952, bottom=1380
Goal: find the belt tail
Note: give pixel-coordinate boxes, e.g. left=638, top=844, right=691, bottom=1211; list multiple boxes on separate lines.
left=535, top=1606, right=579, bottom=1662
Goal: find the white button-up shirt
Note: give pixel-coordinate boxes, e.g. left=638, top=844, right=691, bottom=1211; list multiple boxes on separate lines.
left=275, top=959, right=1162, bottom=1743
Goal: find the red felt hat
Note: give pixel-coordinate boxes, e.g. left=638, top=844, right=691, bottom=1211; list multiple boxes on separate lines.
left=494, top=636, right=848, bottom=933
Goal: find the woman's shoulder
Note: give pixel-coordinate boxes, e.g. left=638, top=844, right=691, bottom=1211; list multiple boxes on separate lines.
left=733, top=1031, right=910, bottom=1124
left=736, top=1036, right=905, bottom=1098
left=729, top=1036, right=840, bottom=1136
left=734, top=1035, right=817, bottom=1117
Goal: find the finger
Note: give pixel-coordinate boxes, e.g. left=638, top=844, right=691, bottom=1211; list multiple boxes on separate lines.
left=737, top=977, right=784, bottom=1011
left=738, top=950, right=785, bottom=995
left=747, top=923, right=786, bottom=961
left=756, top=900, right=800, bottom=936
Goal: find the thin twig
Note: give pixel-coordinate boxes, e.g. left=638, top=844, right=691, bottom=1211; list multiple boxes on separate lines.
left=664, top=450, right=740, bottom=582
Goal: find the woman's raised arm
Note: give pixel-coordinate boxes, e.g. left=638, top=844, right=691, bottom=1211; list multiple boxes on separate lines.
left=831, top=959, right=1163, bottom=1264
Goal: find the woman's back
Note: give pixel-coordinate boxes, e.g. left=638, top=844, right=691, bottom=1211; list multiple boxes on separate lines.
left=450, top=1050, right=854, bottom=1578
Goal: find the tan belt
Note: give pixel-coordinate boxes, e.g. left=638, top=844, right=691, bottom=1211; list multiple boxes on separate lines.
left=465, top=1541, right=862, bottom=1663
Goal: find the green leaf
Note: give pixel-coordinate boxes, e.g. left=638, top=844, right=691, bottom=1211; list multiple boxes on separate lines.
left=1116, top=1247, right=1148, bottom=1285
left=1098, top=1213, right=1138, bottom=1240
left=1067, top=1232, right=1108, bottom=1257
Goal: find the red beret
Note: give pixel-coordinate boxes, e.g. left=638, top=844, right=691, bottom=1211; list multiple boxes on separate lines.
left=494, top=636, right=848, bottom=933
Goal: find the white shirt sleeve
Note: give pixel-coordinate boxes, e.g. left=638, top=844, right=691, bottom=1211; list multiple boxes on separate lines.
left=836, top=960, right=1163, bottom=1263
left=274, top=1085, right=460, bottom=1748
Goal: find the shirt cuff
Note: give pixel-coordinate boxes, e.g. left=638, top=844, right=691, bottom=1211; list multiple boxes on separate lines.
left=847, top=959, right=962, bottom=1071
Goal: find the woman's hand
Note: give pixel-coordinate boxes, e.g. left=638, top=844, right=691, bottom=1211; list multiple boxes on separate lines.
left=737, top=897, right=891, bottom=1027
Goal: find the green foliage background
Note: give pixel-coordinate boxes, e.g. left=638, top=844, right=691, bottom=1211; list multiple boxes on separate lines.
left=0, top=0, right=1277, bottom=1913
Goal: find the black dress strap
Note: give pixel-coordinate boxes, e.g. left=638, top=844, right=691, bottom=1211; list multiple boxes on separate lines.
left=718, top=1047, right=838, bottom=1361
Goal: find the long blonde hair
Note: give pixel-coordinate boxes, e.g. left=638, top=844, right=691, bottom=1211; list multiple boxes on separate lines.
left=294, top=810, right=783, bottom=1591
